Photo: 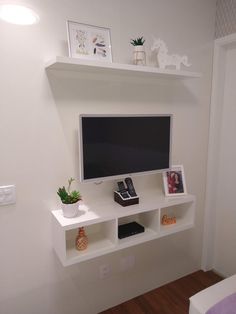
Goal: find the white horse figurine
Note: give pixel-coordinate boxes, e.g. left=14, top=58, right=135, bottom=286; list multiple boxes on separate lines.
left=151, top=38, right=191, bottom=70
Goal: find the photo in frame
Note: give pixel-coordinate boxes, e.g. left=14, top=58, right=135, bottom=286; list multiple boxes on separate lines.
left=162, top=165, right=187, bottom=197
left=67, top=21, right=112, bottom=62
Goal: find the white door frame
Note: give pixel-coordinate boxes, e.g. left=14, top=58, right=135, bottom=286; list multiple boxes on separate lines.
left=201, top=33, right=236, bottom=271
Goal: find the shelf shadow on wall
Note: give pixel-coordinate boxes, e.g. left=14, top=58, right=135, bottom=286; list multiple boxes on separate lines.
left=45, top=69, right=199, bottom=110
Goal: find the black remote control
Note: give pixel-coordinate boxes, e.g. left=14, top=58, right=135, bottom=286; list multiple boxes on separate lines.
left=125, top=177, right=137, bottom=197
left=117, top=181, right=130, bottom=199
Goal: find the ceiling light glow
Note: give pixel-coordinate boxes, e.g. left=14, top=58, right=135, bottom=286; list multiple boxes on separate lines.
left=0, top=4, right=39, bottom=25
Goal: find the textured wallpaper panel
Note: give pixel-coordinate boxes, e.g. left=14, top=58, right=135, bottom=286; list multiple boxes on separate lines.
left=215, top=0, right=236, bottom=38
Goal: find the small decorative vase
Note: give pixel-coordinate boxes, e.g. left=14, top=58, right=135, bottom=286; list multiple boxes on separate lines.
left=76, top=227, right=88, bottom=251
left=61, top=202, right=79, bottom=218
left=133, top=45, right=146, bottom=65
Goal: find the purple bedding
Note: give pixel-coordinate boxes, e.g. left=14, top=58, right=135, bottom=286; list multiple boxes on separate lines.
left=206, top=292, right=236, bottom=314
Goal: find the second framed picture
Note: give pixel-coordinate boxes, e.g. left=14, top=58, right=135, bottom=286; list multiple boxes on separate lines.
left=67, top=21, right=112, bottom=62
left=162, top=165, right=187, bottom=197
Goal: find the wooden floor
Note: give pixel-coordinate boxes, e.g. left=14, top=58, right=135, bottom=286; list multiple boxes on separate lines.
left=99, top=270, right=222, bottom=314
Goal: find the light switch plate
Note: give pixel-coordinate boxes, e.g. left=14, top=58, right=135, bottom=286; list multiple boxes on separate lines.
left=0, top=185, right=16, bottom=205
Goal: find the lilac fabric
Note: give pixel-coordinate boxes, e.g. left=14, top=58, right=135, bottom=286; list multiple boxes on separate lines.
left=206, top=292, right=236, bottom=314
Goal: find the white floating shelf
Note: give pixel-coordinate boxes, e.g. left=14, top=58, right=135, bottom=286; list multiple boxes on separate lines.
left=45, top=56, right=202, bottom=79
left=52, top=191, right=196, bottom=266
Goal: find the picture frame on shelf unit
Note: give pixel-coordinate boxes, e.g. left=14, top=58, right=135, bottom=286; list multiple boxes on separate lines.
left=162, top=165, right=187, bottom=197
left=67, top=21, right=112, bottom=62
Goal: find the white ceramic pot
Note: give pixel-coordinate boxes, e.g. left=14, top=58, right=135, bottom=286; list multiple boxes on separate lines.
left=133, top=45, right=146, bottom=65
left=61, top=202, right=79, bottom=218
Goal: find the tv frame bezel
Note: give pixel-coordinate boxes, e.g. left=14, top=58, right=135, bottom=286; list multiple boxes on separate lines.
left=79, top=114, right=172, bottom=183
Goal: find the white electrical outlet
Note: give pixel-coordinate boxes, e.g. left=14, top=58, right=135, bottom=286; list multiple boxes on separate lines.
left=0, top=185, right=16, bottom=206
left=99, top=264, right=111, bottom=279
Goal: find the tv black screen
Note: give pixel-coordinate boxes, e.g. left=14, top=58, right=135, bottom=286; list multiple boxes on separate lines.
left=79, top=115, right=172, bottom=181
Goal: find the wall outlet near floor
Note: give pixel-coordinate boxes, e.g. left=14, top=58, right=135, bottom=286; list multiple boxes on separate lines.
left=0, top=185, right=16, bottom=206
left=99, top=263, right=111, bottom=279
left=120, top=255, right=135, bottom=271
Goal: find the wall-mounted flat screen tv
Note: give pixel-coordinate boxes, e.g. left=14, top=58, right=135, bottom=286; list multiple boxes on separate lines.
left=79, top=115, right=172, bottom=182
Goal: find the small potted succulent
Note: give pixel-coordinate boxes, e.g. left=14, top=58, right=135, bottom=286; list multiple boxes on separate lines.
left=130, top=36, right=146, bottom=65
left=57, top=178, right=82, bottom=218
left=130, top=36, right=145, bottom=47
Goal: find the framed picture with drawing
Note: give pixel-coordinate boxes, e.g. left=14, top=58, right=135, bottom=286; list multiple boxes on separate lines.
left=162, top=165, right=187, bottom=196
left=67, top=21, right=112, bottom=62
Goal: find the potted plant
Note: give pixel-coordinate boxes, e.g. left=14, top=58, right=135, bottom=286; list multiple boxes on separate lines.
left=57, top=178, right=82, bottom=218
left=130, top=36, right=146, bottom=65
left=130, top=36, right=145, bottom=47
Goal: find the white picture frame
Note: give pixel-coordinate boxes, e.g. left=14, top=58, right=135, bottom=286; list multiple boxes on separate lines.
left=162, top=165, right=187, bottom=197
left=67, top=21, right=112, bottom=62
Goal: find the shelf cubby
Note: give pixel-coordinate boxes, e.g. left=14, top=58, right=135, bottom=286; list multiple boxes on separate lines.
left=118, top=210, right=158, bottom=249
left=66, top=220, right=117, bottom=263
left=159, top=201, right=195, bottom=236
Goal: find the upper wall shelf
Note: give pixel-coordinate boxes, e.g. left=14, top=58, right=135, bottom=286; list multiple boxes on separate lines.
left=45, top=56, right=202, bottom=79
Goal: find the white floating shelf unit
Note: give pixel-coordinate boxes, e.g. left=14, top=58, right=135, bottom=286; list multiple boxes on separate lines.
left=52, top=190, right=195, bottom=266
left=45, top=56, right=202, bottom=79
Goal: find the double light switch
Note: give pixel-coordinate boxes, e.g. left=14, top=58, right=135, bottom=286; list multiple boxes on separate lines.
left=0, top=185, right=16, bottom=205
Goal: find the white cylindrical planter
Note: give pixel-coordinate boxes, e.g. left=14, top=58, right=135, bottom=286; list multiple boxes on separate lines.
left=133, top=45, right=146, bottom=65
left=61, top=202, right=79, bottom=218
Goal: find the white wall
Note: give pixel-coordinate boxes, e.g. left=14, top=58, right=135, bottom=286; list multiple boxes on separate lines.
left=0, top=1, right=216, bottom=313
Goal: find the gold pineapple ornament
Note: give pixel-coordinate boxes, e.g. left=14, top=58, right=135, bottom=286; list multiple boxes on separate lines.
left=76, top=227, right=88, bottom=251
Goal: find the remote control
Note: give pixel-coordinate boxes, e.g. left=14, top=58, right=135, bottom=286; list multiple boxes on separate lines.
left=125, top=177, right=137, bottom=197
left=117, top=181, right=130, bottom=199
